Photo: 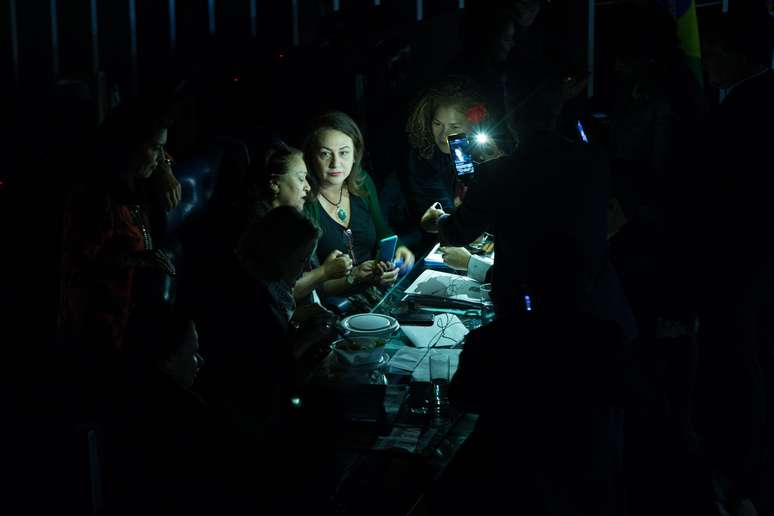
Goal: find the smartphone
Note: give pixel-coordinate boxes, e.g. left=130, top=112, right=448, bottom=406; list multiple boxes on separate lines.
left=379, top=235, right=398, bottom=263
left=446, top=133, right=475, bottom=177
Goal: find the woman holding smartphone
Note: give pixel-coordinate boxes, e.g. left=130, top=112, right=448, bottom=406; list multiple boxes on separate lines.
left=404, top=80, right=486, bottom=217
left=240, top=139, right=356, bottom=303
left=303, top=111, right=414, bottom=296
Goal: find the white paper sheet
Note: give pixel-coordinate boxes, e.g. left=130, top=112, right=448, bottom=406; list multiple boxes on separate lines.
left=401, top=313, right=469, bottom=348
left=403, top=269, right=485, bottom=303
left=388, top=348, right=462, bottom=382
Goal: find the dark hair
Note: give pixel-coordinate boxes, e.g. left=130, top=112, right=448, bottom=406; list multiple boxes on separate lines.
left=406, top=78, right=487, bottom=160
left=94, top=96, right=172, bottom=178
left=303, top=111, right=367, bottom=197
left=125, top=303, right=192, bottom=364
left=237, top=205, right=320, bottom=281
left=247, top=139, right=304, bottom=203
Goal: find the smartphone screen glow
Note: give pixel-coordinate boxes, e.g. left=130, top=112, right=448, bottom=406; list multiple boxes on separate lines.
left=447, top=133, right=475, bottom=176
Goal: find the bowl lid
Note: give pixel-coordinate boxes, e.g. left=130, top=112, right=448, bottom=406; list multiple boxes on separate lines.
left=341, top=313, right=398, bottom=334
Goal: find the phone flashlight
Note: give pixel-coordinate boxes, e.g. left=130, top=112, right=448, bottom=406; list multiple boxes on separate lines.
left=473, top=132, right=490, bottom=145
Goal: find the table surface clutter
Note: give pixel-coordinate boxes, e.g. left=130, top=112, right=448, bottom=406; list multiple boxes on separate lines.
left=303, top=246, right=495, bottom=516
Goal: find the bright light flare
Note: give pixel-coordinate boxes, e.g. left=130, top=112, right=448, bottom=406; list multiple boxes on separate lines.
left=474, top=132, right=490, bottom=145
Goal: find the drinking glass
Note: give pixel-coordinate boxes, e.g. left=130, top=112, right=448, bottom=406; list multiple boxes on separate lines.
left=479, top=283, right=495, bottom=326
left=429, top=351, right=451, bottom=418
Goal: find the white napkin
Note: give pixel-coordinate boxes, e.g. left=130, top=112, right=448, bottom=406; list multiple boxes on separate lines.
left=388, top=348, right=462, bottom=382
left=401, top=313, right=469, bottom=348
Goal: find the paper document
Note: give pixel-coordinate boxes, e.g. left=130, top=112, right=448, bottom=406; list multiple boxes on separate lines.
left=404, top=269, right=484, bottom=303
left=401, top=313, right=469, bottom=348
left=388, top=348, right=462, bottom=382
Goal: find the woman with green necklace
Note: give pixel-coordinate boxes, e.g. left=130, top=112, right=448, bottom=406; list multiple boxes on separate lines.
left=303, top=111, right=415, bottom=297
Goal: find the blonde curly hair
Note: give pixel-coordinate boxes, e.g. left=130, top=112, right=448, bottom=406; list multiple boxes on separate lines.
left=405, top=78, right=487, bottom=160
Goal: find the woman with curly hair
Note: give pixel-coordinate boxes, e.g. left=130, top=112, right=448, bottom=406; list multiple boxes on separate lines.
left=402, top=79, right=498, bottom=235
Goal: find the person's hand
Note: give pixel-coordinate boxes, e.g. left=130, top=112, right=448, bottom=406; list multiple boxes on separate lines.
left=421, top=203, right=446, bottom=233
left=321, top=250, right=352, bottom=280
left=439, top=246, right=472, bottom=270
left=394, top=246, right=415, bottom=270
left=376, top=261, right=399, bottom=286
left=351, top=260, right=382, bottom=285
left=133, top=249, right=176, bottom=276
left=149, top=158, right=182, bottom=211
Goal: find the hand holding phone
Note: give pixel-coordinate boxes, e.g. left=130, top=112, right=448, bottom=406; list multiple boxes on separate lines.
left=447, top=133, right=475, bottom=177
left=379, top=235, right=398, bottom=264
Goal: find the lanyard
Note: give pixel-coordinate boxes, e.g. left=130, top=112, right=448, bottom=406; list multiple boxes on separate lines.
left=343, top=227, right=356, bottom=264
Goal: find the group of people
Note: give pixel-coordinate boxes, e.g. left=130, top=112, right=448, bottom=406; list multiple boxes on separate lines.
left=53, top=0, right=774, bottom=515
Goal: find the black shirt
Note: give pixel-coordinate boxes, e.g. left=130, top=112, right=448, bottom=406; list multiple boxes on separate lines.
left=315, top=196, right=377, bottom=266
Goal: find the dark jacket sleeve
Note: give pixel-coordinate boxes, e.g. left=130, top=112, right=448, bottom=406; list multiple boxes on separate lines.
left=449, top=324, right=497, bottom=414
left=438, top=158, right=502, bottom=246
left=403, top=150, right=456, bottom=218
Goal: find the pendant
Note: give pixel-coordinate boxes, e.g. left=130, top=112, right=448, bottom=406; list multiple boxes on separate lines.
left=337, top=206, right=348, bottom=221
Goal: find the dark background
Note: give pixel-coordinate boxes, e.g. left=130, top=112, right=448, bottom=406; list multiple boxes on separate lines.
left=0, top=0, right=729, bottom=367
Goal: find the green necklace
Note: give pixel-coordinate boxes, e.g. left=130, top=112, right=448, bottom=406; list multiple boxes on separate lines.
left=320, top=187, right=347, bottom=221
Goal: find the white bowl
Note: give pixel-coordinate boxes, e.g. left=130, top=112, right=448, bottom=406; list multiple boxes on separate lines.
left=331, top=336, right=388, bottom=367
left=339, top=313, right=400, bottom=339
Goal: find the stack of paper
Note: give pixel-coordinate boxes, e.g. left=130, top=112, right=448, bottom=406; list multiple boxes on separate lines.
left=422, top=243, right=449, bottom=268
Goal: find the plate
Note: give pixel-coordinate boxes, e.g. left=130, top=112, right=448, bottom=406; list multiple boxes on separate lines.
left=340, top=313, right=399, bottom=337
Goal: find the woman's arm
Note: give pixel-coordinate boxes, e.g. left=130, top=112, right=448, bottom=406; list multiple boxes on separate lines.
left=319, top=260, right=397, bottom=296
left=293, top=267, right=329, bottom=301
left=293, top=250, right=352, bottom=300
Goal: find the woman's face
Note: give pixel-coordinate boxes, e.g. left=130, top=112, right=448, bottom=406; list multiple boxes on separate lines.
left=431, top=105, right=471, bottom=155
left=272, top=155, right=311, bottom=211
left=130, top=128, right=168, bottom=180
left=313, top=129, right=355, bottom=190
left=163, top=321, right=203, bottom=390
